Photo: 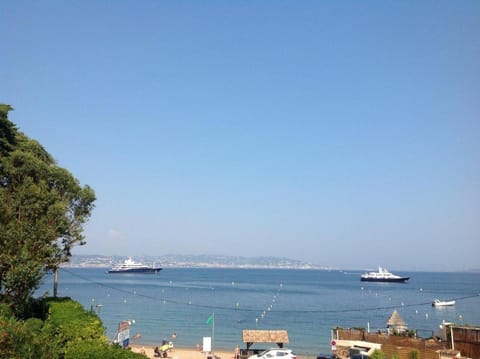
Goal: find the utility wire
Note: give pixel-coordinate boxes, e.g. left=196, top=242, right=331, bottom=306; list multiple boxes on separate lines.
left=59, top=268, right=480, bottom=314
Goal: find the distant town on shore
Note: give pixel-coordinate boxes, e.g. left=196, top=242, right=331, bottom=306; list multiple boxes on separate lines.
left=66, top=254, right=480, bottom=272
left=66, top=254, right=330, bottom=270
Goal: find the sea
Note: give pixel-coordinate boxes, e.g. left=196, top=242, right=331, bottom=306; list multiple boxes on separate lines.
left=36, top=268, right=480, bottom=356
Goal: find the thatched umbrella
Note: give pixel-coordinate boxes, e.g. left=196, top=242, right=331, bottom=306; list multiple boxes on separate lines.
left=242, top=330, right=289, bottom=349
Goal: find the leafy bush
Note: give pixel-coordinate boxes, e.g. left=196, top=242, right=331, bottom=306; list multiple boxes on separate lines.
left=0, top=302, right=13, bottom=317
left=370, top=349, right=386, bottom=359
left=0, top=297, right=145, bottom=359
left=409, top=349, right=420, bottom=359
left=0, top=313, right=57, bottom=358
left=65, top=341, right=146, bottom=359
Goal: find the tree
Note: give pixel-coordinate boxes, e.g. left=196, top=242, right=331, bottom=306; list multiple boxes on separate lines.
left=0, top=105, right=96, bottom=315
left=0, top=104, right=17, bottom=156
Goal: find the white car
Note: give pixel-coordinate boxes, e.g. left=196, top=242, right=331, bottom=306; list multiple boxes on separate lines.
left=248, top=349, right=296, bottom=359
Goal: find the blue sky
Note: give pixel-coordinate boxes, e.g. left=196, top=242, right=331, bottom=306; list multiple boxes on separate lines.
left=2, top=1, right=479, bottom=271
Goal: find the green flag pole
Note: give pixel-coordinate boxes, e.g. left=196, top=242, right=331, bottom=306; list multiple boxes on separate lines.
left=206, top=313, right=215, bottom=353
left=212, top=313, right=215, bottom=352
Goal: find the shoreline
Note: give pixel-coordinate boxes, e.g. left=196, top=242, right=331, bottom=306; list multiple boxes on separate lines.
left=129, top=345, right=316, bottom=359
left=129, top=344, right=234, bottom=359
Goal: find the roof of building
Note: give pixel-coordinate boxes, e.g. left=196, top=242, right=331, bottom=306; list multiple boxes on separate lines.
left=387, top=309, right=407, bottom=327
left=242, top=330, right=289, bottom=344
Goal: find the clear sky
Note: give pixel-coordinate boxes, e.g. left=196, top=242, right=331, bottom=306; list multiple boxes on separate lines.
left=2, top=1, right=479, bottom=271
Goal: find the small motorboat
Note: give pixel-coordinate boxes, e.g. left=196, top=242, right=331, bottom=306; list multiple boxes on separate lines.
left=432, top=299, right=455, bottom=307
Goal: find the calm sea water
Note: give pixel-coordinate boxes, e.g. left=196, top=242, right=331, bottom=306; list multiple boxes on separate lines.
left=36, top=268, right=480, bottom=355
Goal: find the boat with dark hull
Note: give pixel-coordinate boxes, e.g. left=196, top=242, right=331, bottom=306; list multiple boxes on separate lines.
left=108, top=257, right=162, bottom=274
left=360, top=267, right=409, bottom=283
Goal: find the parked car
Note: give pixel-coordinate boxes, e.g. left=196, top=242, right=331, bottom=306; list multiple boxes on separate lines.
left=248, top=349, right=296, bottom=359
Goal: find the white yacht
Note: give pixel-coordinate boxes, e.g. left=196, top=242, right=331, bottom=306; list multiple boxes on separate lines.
left=360, top=266, right=409, bottom=283
left=108, top=257, right=162, bottom=274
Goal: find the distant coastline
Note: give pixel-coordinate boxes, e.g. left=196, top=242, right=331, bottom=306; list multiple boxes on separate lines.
left=64, top=254, right=480, bottom=272
left=65, top=254, right=331, bottom=270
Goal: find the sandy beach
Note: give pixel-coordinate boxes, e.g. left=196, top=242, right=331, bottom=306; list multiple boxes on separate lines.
left=129, top=345, right=315, bottom=359
left=129, top=345, right=234, bottom=359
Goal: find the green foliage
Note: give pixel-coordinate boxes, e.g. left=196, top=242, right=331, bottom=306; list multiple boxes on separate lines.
left=0, top=106, right=139, bottom=358
left=370, top=349, right=386, bottom=359
left=45, top=298, right=145, bottom=359
left=0, top=104, right=17, bottom=156
left=0, top=104, right=96, bottom=315
left=0, top=297, right=145, bottom=359
left=409, top=349, right=420, bottom=359
left=43, top=297, right=106, bottom=355
left=0, top=302, right=13, bottom=317
left=0, top=310, right=58, bottom=359
left=65, top=341, right=147, bottom=359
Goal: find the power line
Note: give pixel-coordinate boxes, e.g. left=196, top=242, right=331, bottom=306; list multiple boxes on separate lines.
left=59, top=268, right=480, bottom=314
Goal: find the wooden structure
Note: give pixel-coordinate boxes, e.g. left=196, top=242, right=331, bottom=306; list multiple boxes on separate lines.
left=242, top=330, right=289, bottom=350
left=450, top=325, right=480, bottom=359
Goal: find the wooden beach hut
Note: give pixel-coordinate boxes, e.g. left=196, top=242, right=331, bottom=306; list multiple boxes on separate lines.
left=242, top=330, right=289, bottom=350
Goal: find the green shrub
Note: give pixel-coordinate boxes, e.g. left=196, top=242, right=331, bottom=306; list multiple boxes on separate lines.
left=65, top=341, right=146, bottom=359
left=409, top=349, right=420, bottom=359
left=0, top=297, right=144, bottom=358
left=0, top=314, right=57, bottom=359
left=370, top=349, right=386, bottom=359
left=0, top=302, right=13, bottom=317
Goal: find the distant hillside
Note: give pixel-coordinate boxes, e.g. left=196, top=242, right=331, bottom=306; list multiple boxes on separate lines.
left=66, top=254, right=328, bottom=270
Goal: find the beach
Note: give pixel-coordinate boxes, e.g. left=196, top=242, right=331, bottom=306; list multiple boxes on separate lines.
left=129, top=345, right=315, bottom=359
left=129, top=345, right=235, bottom=359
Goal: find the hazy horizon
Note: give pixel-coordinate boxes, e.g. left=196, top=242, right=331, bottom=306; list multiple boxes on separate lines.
left=2, top=1, right=479, bottom=272
left=69, top=252, right=480, bottom=273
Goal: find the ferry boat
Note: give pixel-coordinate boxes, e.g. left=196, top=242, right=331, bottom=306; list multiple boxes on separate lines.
left=360, top=266, right=409, bottom=283
left=107, top=257, right=162, bottom=274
